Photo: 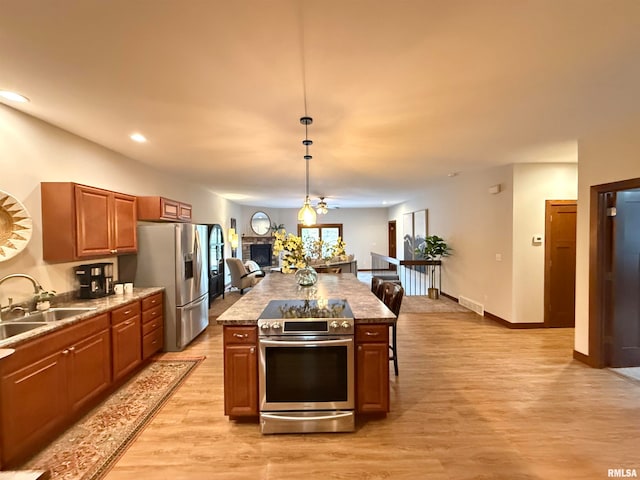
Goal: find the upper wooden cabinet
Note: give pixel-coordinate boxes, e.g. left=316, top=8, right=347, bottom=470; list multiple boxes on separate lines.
left=137, top=196, right=192, bottom=222
left=41, top=182, right=137, bottom=262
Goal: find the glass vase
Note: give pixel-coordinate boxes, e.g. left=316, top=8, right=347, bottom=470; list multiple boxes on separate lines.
left=295, top=265, right=318, bottom=287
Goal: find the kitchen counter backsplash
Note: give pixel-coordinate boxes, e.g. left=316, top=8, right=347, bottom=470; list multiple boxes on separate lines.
left=0, top=287, right=164, bottom=350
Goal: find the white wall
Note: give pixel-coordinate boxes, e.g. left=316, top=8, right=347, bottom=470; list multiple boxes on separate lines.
left=390, top=164, right=514, bottom=319
left=0, top=104, right=242, bottom=304
left=389, top=162, right=578, bottom=323
left=511, top=163, right=578, bottom=323
left=239, top=205, right=389, bottom=269
left=575, top=116, right=640, bottom=355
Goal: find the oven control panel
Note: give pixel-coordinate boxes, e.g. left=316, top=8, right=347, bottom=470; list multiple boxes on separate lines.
left=258, top=299, right=355, bottom=336
left=258, top=318, right=354, bottom=336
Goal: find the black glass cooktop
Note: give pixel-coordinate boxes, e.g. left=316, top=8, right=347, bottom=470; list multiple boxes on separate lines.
left=259, top=299, right=353, bottom=320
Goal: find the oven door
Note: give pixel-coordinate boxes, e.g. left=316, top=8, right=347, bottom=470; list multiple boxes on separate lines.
left=259, top=336, right=355, bottom=412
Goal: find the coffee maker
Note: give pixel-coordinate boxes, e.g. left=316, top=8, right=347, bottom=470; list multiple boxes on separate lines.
left=75, top=262, right=114, bottom=299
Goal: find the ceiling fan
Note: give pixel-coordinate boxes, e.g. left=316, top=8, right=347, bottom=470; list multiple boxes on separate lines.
left=315, top=197, right=338, bottom=214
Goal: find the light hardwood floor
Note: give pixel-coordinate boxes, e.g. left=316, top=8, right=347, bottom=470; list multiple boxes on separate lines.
left=105, top=311, right=640, bottom=480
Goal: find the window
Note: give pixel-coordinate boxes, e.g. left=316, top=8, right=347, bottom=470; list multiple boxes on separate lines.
left=298, top=224, right=343, bottom=258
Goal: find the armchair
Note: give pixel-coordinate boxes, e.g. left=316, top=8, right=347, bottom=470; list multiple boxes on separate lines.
left=226, top=258, right=264, bottom=294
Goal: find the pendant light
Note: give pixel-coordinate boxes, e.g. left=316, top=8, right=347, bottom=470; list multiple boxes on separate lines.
left=297, top=116, right=317, bottom=226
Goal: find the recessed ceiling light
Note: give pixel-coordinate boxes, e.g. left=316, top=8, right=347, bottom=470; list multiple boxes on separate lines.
left=0, top=91, right=30, bottom=103
left=130, top=133, right=147, bottom=143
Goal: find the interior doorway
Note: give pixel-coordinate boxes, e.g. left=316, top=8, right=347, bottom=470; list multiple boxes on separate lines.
left=544, top=200, right=577, bottom=327
left=388, top=221, right=397, bottom=258
left=590, top=177, right=640, bottom=367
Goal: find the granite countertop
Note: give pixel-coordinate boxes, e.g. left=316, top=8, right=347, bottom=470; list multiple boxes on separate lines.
left=217, top=274, right=395, bottom=325
left=0, top=287, right=164, bottom=350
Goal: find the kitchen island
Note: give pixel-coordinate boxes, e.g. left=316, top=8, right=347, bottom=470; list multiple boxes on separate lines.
left=217, top=273, right=396, bottom=426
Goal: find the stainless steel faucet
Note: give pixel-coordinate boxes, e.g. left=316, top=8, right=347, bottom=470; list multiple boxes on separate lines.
left=0, top=274, right=44, bottom=320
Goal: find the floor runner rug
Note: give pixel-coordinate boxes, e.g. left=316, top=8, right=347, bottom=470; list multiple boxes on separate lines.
left=21, top=357, right=204, bottom=480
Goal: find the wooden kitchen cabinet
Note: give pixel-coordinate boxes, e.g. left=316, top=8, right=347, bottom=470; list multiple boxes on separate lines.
left=41, top=182, right=137, bottom=262
left=137, top=195, right=192, bottom=222
left=355, top=324, right=390, bottom=413
left=223, top=326, right=258, bottom=417
left=0, top=314, right=111, bottom=467
left=111, top=301, right=142, bottom=382
left=141, top=292, right=164, bottom=359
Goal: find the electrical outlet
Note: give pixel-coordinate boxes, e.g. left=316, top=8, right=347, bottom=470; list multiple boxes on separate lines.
left=495, top=253, right=502, bottom=261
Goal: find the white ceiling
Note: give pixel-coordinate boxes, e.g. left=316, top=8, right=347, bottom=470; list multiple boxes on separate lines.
left=2, top=0, right=640, bottom=208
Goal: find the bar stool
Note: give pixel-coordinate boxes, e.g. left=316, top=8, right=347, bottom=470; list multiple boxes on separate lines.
left=382, top=282, right=404, bottom=376
left=371, top=276, right=385, bottom=299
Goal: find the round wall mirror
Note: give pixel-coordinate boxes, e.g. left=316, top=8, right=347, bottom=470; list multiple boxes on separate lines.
left=250, top=211, right=271, bottom=235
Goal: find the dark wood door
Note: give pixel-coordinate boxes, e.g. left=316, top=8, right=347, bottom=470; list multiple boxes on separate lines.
left=388, top=221, right=397, bottom=259
left=544, top=201, right=577, bottom=327
left=610, top=189, right=640, bottom=367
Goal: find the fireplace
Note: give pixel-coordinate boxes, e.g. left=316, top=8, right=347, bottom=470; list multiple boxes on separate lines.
left=250, top=244, right=273, bottom=267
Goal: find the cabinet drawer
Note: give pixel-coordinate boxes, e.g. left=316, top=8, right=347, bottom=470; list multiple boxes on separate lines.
left=142, top=304, right=163, bottom=324
left=142, top=326, right=164, bottom=359
left=142, top=315, right=163, bottom=336
left=111, top=301, right=140, bottom=325
left=224, top=326, right=257, bottom=345
left=141, top=293, right=163, bottom=311
left=356, top=324, right=389, bottom=343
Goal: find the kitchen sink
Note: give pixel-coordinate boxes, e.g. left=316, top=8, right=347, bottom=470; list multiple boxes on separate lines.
left=8, top=307, right=97, bottom=323
left=0, top=322, right=44, bottom=340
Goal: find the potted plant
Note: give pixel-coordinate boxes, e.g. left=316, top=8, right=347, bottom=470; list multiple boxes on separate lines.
left=415, top=235, right=451, bottom=299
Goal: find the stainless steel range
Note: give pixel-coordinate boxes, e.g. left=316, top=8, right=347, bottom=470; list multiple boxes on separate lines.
left=258, top=298, right=355, bottom=434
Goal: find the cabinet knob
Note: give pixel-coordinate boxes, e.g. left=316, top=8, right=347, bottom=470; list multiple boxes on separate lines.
left=365, top=331, right=380, bottom=336
left=68, top=346, right=75, bottom=352
left=233, top=333, right=248, bottom=339
left=111, top=249, right=117, bottom=254
left=62, top=349, right=69, bottom=355
left=250, top=347, right=255, bottom=354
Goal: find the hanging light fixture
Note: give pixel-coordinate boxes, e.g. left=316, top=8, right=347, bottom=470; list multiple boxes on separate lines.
left=297, top=116, right=317, bottom=226
left=316, top=197, right=328, bottom=215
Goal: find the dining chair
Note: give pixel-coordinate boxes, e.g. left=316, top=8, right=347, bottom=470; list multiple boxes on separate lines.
left=381, top=281, right=404, bottom=376
left=314, top=266, right=342, bottom=273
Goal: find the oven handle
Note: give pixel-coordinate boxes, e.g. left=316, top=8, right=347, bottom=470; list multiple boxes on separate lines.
left=261, top=411, right=353, bottom=422
left=259, top=338, right=352, bottom=347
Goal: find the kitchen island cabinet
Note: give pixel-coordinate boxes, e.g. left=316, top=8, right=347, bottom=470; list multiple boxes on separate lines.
left=217, top=274, right=396, bottom=422
left=223, top=326, right=258, bottom=417
left=355, top=324, right=390, bottom=413
left=41, top=182, right=137, bottom=262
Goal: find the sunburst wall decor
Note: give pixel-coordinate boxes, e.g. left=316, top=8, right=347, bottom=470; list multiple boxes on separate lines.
left=0, top=190, right=33, bottom=262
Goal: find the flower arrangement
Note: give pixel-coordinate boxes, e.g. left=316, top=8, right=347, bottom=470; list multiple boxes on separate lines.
left=273, top=230, right=349, bottom=272
left=273, top=230, right=307, bottom=273
left=330, top=237, right=347, bottom=259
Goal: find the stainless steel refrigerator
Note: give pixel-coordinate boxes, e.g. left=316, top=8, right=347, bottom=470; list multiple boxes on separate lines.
left=119, top=223, right=209, bottom=352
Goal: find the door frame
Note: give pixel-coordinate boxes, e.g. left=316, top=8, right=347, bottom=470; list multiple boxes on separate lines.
left=544, top=200, right=577, bottom=327
left=589, top=177, right=640, bottom=367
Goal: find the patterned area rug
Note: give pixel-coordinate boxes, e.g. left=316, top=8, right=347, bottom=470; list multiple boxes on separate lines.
left=21, top=357, right=203, bottom=480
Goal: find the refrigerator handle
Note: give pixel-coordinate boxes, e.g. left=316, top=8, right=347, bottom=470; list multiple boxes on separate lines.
left=194, top=227, right=202, bottom=293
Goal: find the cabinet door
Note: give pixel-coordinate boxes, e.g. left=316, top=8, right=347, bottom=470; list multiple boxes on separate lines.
left=68, top=327, right=112, bottom=413
left=112, top=316, right=142, bottom=382
left=178, top=203, right=192, bottom=221
left=224, top=344, right=258, bottom=416
left=75, top=184, right=112, bottom=257
left=356, top=342, right=390, bottom=413
left=0, top=351, right=67, bottom=466
left=112, top=193, right=137, bottom=253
